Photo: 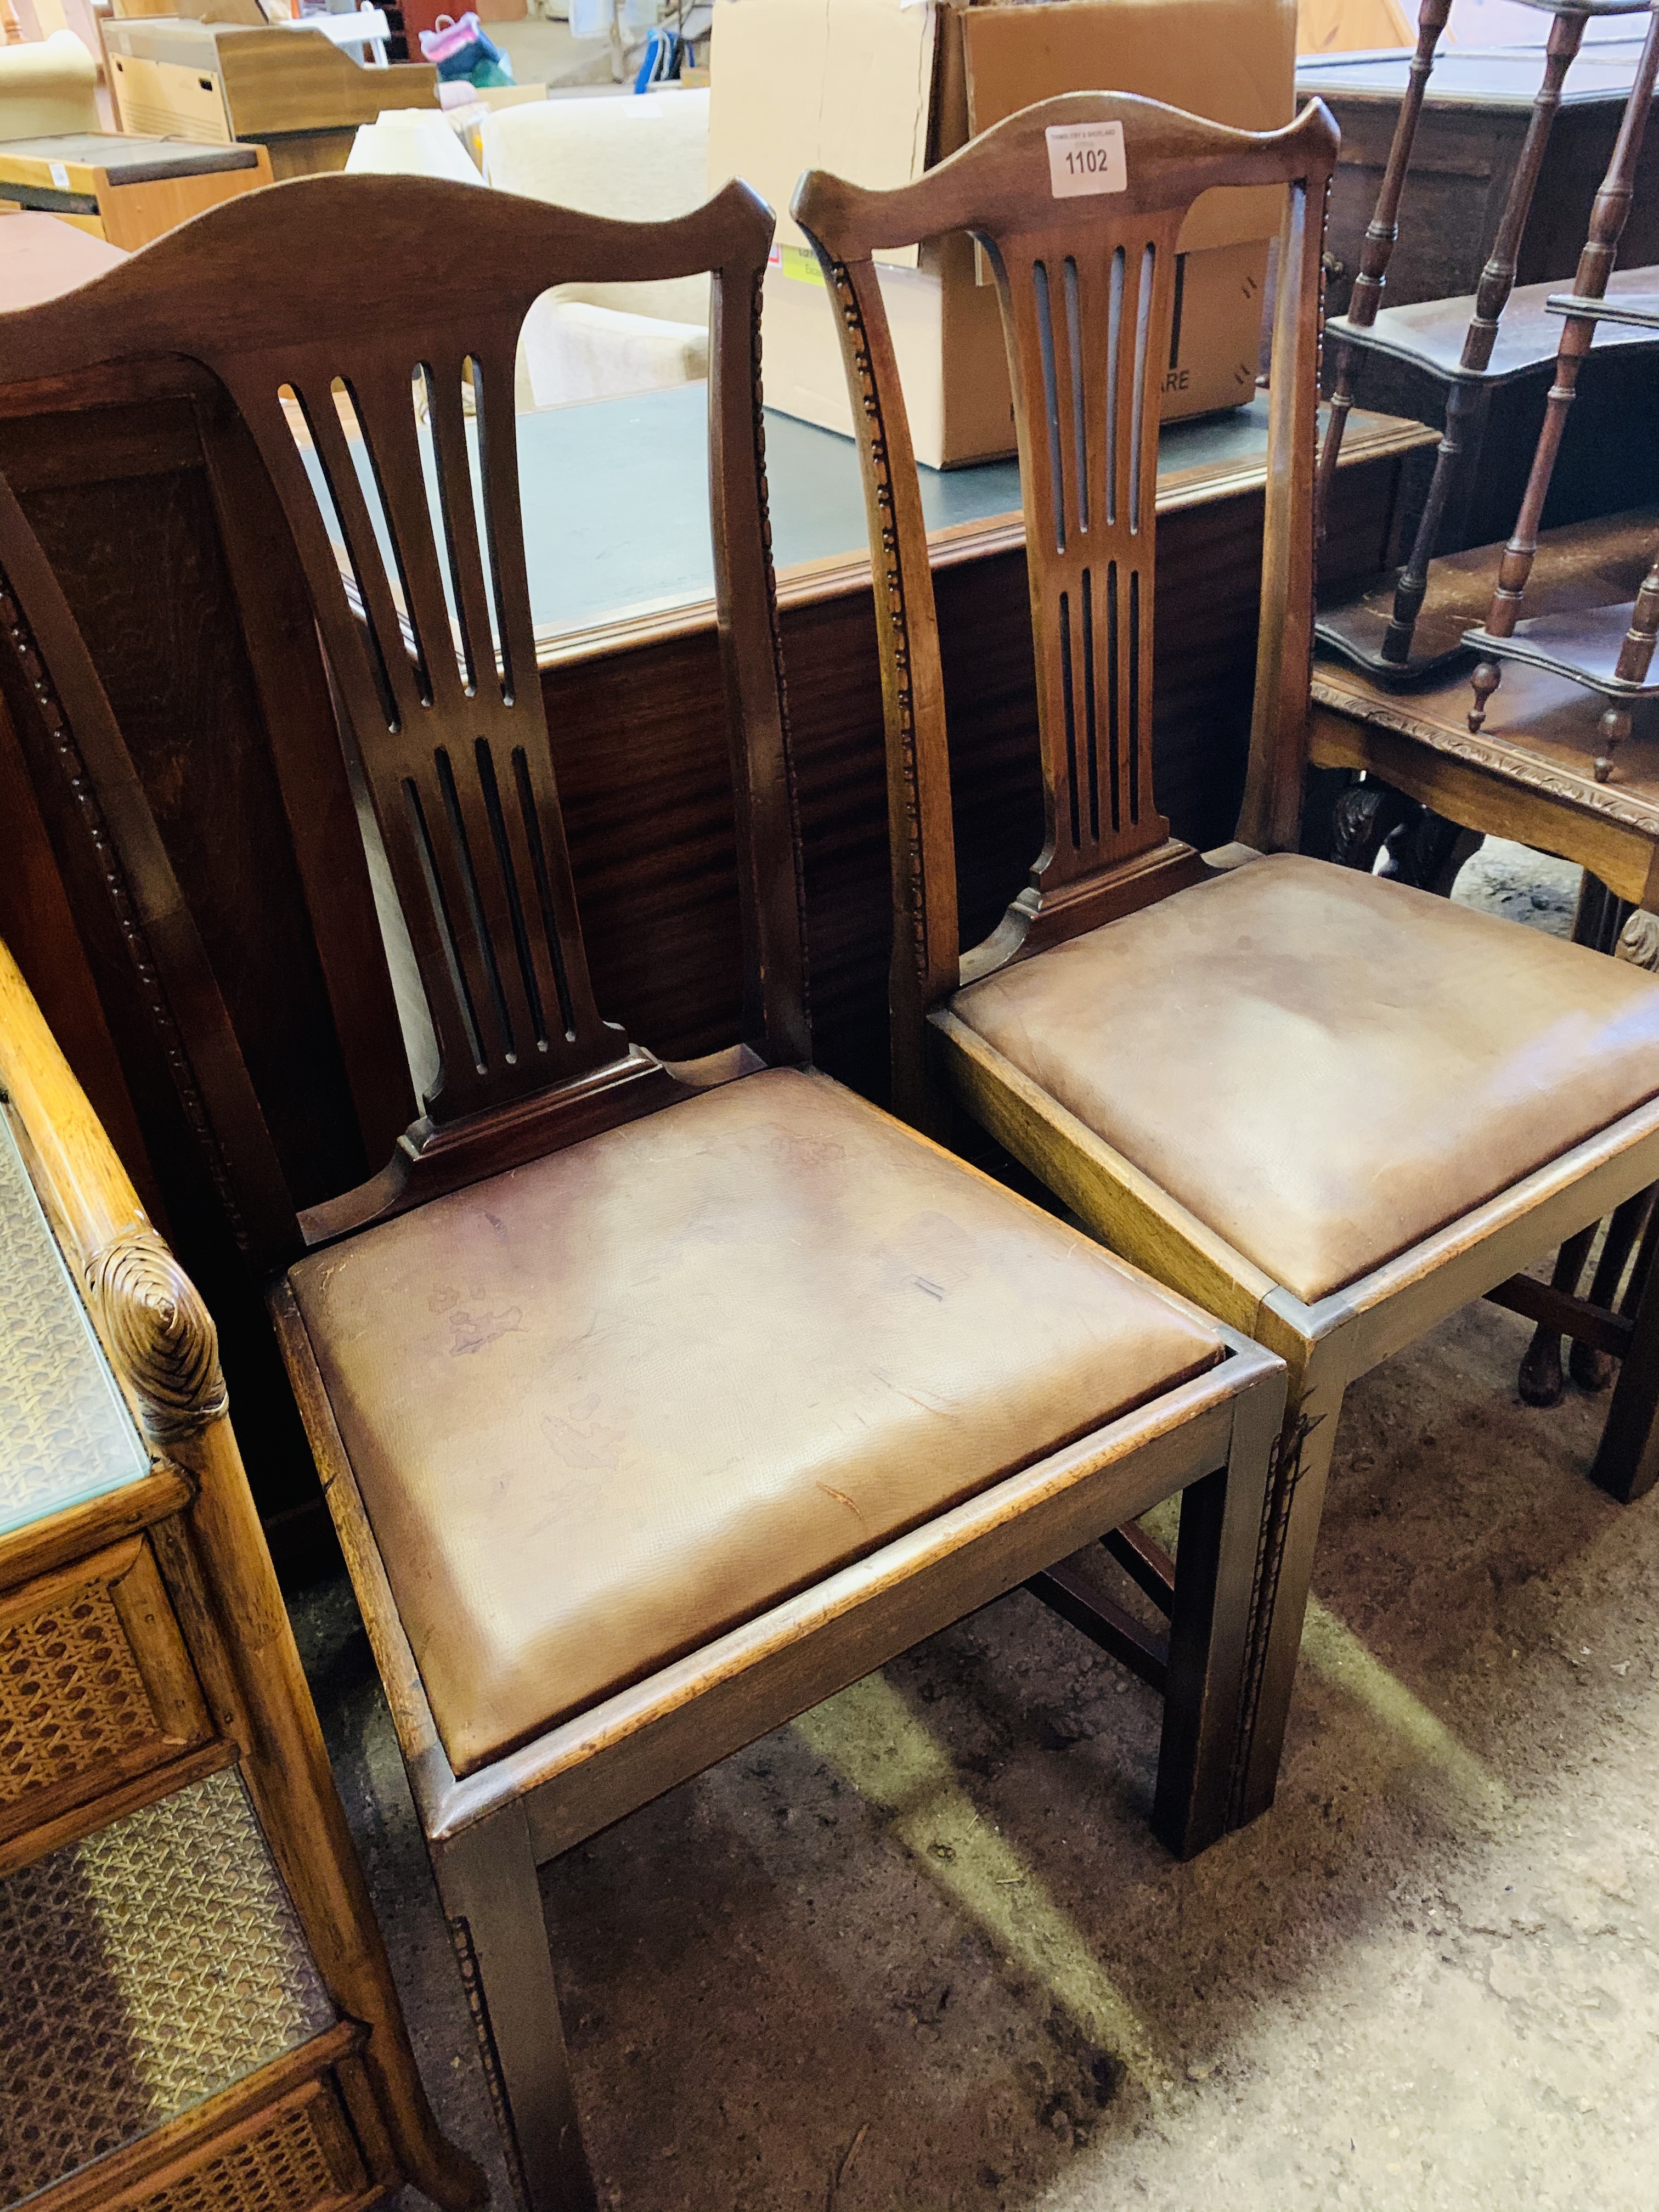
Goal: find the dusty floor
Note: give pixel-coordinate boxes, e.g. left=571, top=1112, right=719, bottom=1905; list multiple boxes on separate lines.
left=291, top=840, right=1659, bottom=2212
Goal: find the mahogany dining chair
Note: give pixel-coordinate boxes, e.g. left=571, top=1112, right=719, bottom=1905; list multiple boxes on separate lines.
left=794, top=89, right=1659, bottom=1833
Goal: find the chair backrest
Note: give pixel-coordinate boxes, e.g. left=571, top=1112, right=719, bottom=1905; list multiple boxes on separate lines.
left=793, top=92, right=1337, bottom=1122
left=0, top=171, right=804, bottom=1267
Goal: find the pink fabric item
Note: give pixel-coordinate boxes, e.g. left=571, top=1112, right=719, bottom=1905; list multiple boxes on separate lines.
left=418, top=12, right=482, bottom=61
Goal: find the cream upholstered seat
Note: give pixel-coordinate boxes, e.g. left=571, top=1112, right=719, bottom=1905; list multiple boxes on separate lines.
left=953, top=854, right=1659, bottom=1307
left=287, top=1068, right=1223, bottom=1778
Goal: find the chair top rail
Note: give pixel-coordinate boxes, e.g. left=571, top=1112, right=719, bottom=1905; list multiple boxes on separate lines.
left=0, top=172, right=774, bottom=379
left=793, top=92, right=1339, bottom=262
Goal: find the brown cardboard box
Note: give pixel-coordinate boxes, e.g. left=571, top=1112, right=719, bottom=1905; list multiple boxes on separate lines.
left=708, top=0, right=1295, bottom=467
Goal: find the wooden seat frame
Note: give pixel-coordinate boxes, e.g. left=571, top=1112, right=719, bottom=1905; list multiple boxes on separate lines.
left=793, top=90, right=1659, bottom=1836
left=0, top=173, right=1288, bottom=2212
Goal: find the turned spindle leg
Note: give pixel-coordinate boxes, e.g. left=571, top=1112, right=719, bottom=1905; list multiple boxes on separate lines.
left=1469, top=8, right=1659, bottom=723
left=1597, top=550, right=1659, bottom=780
left=1469, top=659, right=1502, bottom=731
left=1596, top=705, right=1631, bottom=782
left=1380, top=7, right=1584, bottom=666
left=1314, top=0, right=1451, bottom=535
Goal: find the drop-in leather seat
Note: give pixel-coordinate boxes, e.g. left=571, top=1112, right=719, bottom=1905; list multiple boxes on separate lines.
left=953, top=854, right=1659, bottom=1306
left=287, top=1068, right=1224, bottom=1776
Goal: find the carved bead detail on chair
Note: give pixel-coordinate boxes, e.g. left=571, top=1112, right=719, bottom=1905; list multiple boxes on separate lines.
left=825, top=256, right=930, bottom=988
left=0, top=549, right=253, bottom=1252
left=86, top=1229, right=228, bottom=1443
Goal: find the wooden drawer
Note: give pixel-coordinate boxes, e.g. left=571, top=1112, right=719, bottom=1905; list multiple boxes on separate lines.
left=0, top=1530, right=212, bottom=1859
left=31, top=2029, right=387, bottom=2212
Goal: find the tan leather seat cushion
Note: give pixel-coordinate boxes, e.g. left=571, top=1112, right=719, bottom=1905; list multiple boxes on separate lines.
left=287, top=1069, right=1222, bottom=1778
left=953, top=853, right=1659, bottom=1307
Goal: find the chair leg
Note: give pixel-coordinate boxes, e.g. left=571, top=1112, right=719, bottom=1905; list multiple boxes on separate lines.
left=436, top=1804, right=597, bottom=2212
left=1378, top=809, right=1481, bottom=896
left=1590, top=1195, right=1659, bottom=1504
left=1235, top=1362, right=1347, bottom=1828
left=1329, top=776, right=1415, bottom=873
left=1569, top=1188, right=1653, bottom=1392
left=1519, top=1220, right=1597, bottom=1407
left=1153, top=1359, right=1285, bottom=1859
left=1529, top=877, right=1646, bottom=1401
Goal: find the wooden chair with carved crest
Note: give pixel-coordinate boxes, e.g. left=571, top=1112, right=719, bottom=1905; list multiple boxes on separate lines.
left=793, top=90, right=1659, bottom=1833
left=0, top=173, right=1290, bottom=2212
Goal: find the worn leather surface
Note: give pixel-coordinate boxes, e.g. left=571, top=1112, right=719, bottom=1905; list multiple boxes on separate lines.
left=288, top=1068, right=1222, bottom=1777
left=953, top=852, right=1659, bottom=1306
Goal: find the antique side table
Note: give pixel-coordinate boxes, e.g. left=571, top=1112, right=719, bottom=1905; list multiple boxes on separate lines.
left=0, top=941, right=482, bottom=2212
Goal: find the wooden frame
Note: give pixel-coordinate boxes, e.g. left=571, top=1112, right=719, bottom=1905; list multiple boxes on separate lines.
left=275, top=1274, right=1284, bottom=2212
left=937, top=1003, right=1659, bottom=1806
left=0, top=1528, right=213, bottom=1856
left=794, top=87, right=1659, bottom=1825
left=0, top=174, right=1294, bottom=2212
left=795, top=94, right=1336, bottom=1124
left=1312, top=0, right=1655, bottom=681
left=0, top=172, right=808, bottom=1261
left=1303, top=0, right=1659, bottom=821
left=27, top=2023, right=382, bottom=2212
left=0, top=937, right=483, bottom=2212
left=1302, top=7, right=1659, bottom=1404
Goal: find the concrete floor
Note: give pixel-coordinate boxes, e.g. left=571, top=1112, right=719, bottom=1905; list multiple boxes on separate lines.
left=291, top=840, right=1659, bottom=2212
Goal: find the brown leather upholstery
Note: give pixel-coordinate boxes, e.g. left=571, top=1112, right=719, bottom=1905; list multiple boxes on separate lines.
left=953, top=853, right=1659, bottom=1307
left=287, top=1068, right=1222, bottom=1777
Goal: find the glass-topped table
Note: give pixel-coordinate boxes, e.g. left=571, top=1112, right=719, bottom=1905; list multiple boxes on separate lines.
left=0, top=1109, right=147, bottom=1541
left=320, top=383, right=1415, bottom=658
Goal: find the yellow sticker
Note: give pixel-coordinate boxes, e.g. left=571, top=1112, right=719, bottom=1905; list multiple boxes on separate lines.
left=778, top=243, right=825, bottom=287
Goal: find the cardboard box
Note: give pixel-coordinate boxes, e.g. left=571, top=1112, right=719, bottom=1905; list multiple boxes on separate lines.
left=708, top=0, right=1295, bottom=467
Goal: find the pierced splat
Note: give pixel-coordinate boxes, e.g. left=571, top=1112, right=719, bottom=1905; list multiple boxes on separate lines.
left=221, top=332, right=623, bottom=1135
left=0, top=174, right=797, bottom=1258
left=995, top=221, right=1182, bottom=921
left=795, top=95, right=1334, bottom=1118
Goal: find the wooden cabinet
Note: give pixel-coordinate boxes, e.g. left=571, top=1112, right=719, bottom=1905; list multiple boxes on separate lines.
left=0, top=968, right=482, bottom=2212
left=0, top=137, right=272, bottom=251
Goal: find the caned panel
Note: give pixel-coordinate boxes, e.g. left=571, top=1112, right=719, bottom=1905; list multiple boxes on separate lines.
left=0, top=1109, right=149, bottom=1541
left=1, top=1766, right=336, bottom=2207
left=0, top=1537, right=211, bottom=1847
left=109, top=2080, right=371, bottom=2212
